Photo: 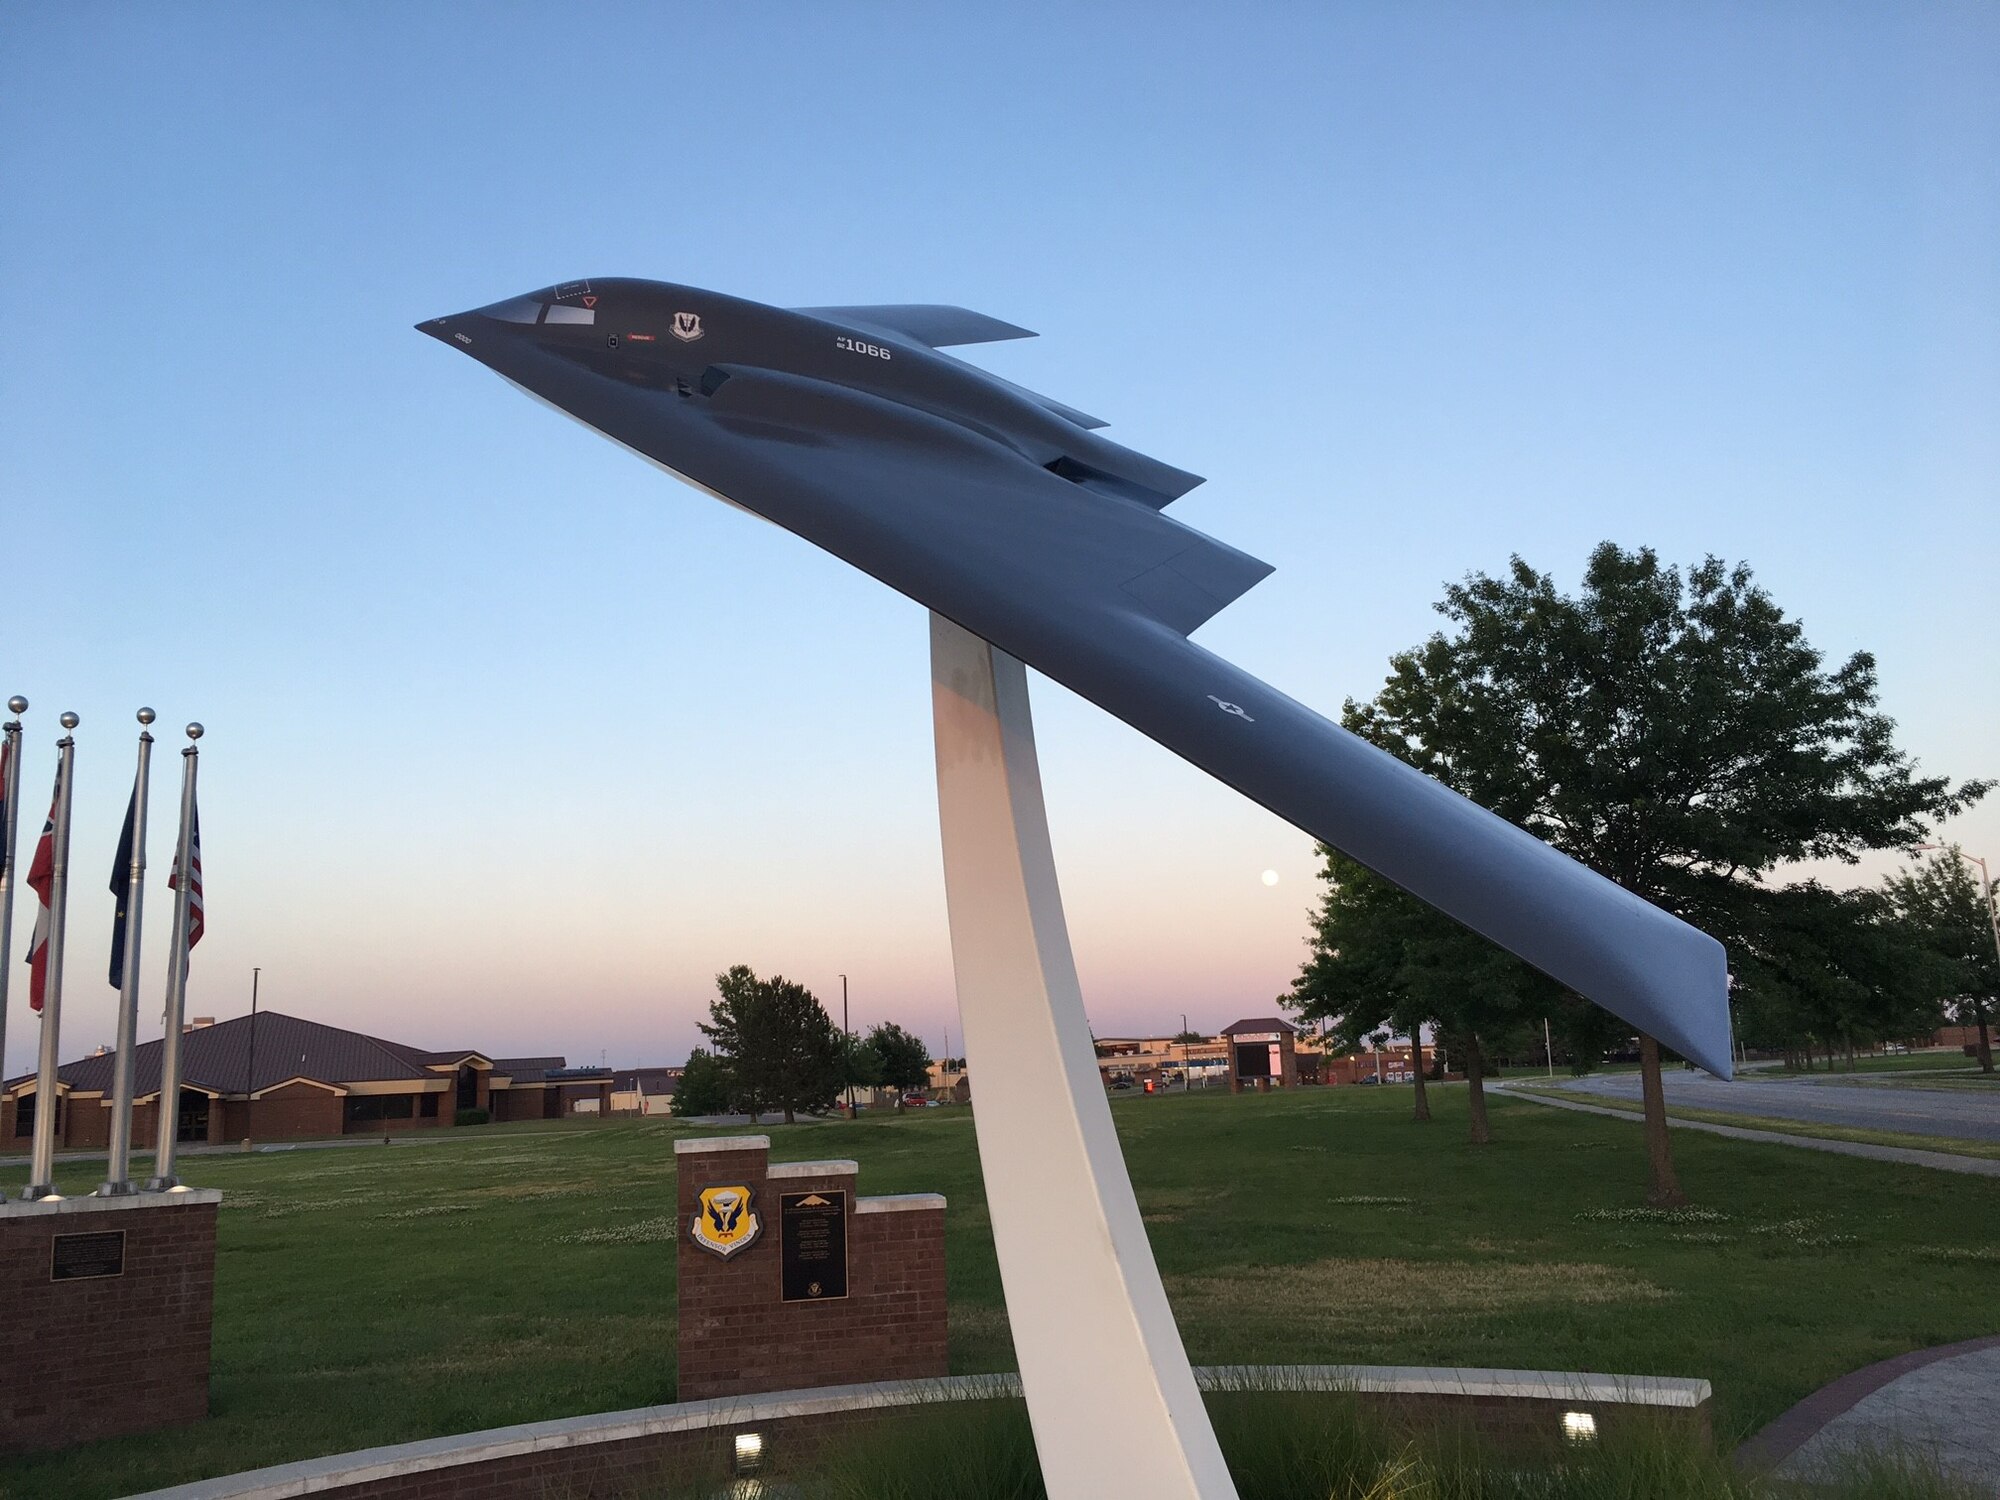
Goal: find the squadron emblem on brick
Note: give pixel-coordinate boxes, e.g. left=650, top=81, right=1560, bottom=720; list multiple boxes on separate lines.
left=691, top=1184, right=761, bottom=1259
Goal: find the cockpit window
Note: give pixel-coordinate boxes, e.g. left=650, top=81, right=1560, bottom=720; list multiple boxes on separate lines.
left=485, top=297, right=543, bottom=324
left=544, top=304, right=595, bottom=325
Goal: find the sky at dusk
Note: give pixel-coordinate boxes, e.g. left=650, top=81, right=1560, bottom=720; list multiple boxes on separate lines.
left=2, top=4, right=1995, bottom=1076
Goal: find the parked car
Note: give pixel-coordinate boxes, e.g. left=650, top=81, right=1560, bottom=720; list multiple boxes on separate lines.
left=1109, top=1078, right=1136, bottom=1091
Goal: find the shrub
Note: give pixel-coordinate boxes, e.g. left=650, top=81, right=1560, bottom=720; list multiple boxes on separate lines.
left=454, top=1107, right=490, bottom=1127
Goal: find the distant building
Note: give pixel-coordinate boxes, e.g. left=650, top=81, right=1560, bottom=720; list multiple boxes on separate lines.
left=926, top=1059, right=968, bottom=1095
left=1, top=1010, right=612, bottom=1149
left=1319, top=1041, right=1441, bottom=1086
left=610, top=1067, right=682, bottom=1115
left=1092, top=1034, right=1230, bottom=1088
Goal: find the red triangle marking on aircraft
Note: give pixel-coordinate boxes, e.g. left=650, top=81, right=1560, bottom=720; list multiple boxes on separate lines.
left=582, top=296, right=597, bottom=308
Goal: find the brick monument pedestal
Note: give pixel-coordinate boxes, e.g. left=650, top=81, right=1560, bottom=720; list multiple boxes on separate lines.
left=675, top=1136, right=946, bottom=1401
left=0, top=1189, right=219, bottom=1453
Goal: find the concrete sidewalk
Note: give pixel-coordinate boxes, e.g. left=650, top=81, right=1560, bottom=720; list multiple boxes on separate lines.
left=1496, top=1085, right=2000, bottom=1177
left=1738, top=1336, right=2000, bottom=1494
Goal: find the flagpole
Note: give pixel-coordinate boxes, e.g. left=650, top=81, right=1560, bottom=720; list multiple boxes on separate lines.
left=0, top=696, right=25, bottom=1204
left=101, top=709, right=156, bottom=1196
left=24, top=713, right=80, bottom=1201
left=148, top=724, right=202, bottom=1192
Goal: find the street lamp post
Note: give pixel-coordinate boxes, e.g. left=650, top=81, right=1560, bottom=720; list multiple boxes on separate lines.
left=1912, top=843, right=2000, bottom=1069
left=840, top=973, right=854, bottom=1118
left=245, top=967, right=260, bottom=1144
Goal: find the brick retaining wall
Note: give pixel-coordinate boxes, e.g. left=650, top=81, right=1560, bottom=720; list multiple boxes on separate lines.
left=0, top=1189, right=219, bottom=1453
left=127, top=1367, right=1715, bottom=1500
left=673, top=1135, right=947, bottom=1400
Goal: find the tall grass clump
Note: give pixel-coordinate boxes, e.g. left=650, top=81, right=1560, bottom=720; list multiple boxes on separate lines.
left=638, top=1389, right=1986, bottom=1498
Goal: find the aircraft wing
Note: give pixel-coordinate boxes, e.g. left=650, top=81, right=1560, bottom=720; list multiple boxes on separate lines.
left=526, top=354, right=1734, bottom=1077
left=793, top=303, right=1037, bottom=348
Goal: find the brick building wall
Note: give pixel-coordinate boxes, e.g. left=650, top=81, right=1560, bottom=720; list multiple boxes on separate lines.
left=8, top=1092, right=117, bottom=1151
left=0, top=1191, right=218, bottom=1454
left=221, top=1081, right=344, bottom=1141
left=675, top=1137, right=947, bottom=1402
left=3, top=1092, right=222, bottom=1152
left=65, top=1098, right=110, bottom=1149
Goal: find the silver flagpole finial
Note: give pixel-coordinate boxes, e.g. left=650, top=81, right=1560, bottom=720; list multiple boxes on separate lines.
left=6, top=695, right=25, bottom=714
left=186, top=722, right=204, bottom=740
left=60, top=712, right=79, bottom=729
left=137, top=707, right=156, bottom=726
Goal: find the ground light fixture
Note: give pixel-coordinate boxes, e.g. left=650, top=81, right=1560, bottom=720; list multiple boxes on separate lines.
left=1563, top=1411, right=1599, bottom=1443
left=733, top=1430, right=765, bottom=1475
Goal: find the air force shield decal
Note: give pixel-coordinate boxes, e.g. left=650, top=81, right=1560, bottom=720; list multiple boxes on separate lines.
left=691, top=1184, right=761, bottom=1258
left=672, top=310, right=704, bottom=342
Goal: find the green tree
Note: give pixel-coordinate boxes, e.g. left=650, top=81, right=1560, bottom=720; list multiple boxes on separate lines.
left=1298, top=543, right=1985, bottom=1201
left=865, top=1022, right=936, bottom=1110
left=1884, top=848, right=1999, bottom=1072
left=1732, top=882, right=1950, bottom=1070
left=670, top=1047, right=733, bottom=1118
left=697, top=964, right=845, bottom=1123
left=1289, top=846, right=1554, bottom=1139
left=837, top=1032, right=884, bottom=1113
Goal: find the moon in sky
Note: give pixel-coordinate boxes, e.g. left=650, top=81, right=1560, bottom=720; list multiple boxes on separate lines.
left=1261, top=869, right=1280, bottom=887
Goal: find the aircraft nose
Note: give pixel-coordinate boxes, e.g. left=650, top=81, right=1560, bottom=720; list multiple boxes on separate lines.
left=415, top=312, right=492, bottom=354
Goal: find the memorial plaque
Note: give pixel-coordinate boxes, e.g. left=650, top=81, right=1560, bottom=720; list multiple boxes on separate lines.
left=51, top=1229, right=125, bottom=1282
left=780, top=1190, right=848, bottom=1302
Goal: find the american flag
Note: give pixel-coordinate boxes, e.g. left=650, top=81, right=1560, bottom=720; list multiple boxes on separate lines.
left=169, top=797, right=204, bottom=970
left=24, top=765, right=61, bottom=1012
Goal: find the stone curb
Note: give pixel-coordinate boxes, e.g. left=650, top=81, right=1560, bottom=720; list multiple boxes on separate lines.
left=0, top=1187, right=222, bottom=1219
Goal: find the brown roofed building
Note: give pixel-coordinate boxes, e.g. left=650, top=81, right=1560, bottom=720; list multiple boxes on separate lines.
left=1220, top=1016, right=1300, bottom=1091
left=1, top=1011, right=612, bottom=1150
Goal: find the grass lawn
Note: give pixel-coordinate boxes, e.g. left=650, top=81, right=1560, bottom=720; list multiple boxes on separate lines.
left=1757, top=1051, right=1991, bottom=1076
left=1803, top=1072, right=2000, bottom=1094
left=6, top=1086, right=1998, bottom=1499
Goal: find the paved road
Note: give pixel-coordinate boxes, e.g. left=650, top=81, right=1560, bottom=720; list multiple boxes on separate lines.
left=1548, top=1071, right=2000, bottom=1144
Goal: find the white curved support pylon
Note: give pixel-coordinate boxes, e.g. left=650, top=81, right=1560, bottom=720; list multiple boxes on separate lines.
left=930, top=612, right=1237, bottom=1500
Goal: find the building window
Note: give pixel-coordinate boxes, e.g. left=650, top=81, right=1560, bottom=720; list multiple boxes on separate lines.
left=419, top=1093, right=439, bottom=1118
left=176, top=1088, right=211, bottom=1143
left=13, top=1092, right=60, bottom=1138
left=456, top=1066, right=479, bottom=1110
left=343, top=1094, right=416, bottom=1126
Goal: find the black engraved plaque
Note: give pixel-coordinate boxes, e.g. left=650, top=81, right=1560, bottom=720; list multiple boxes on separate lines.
left=51, top=1229, right=125, bottom=1281
left=779, top=1189, right=848, bottom=1302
